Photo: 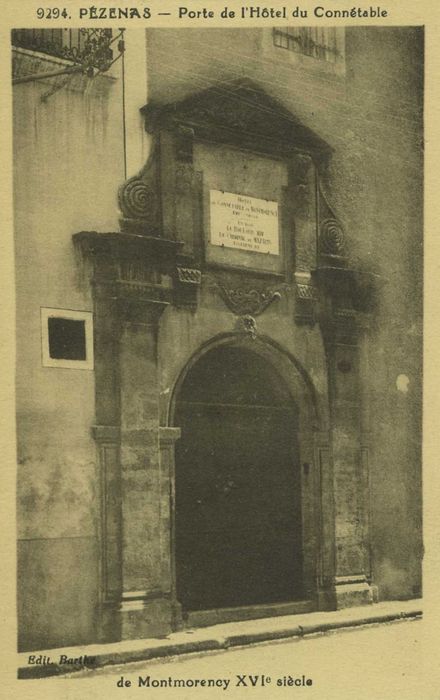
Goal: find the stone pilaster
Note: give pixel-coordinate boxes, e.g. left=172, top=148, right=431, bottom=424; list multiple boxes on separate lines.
left=117, top=301, right=171, bottom=639
left=315, top=274, right=375, bottom=608
left=314, top=435, right=336, bottom=609
left=330, top=321, right=373, bottom=607
left=92, top=424, right=122, bottom=643
left=159, top=427, right=182, bottom=629
left=73, top=230, right=180, bottom=640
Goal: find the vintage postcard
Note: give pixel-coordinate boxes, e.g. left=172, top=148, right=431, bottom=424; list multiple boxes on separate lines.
left=0, top=0, right=438, bottom=697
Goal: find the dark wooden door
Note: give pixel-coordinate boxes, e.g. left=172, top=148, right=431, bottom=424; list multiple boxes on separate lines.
left=175, top=346, right=303, bottom=611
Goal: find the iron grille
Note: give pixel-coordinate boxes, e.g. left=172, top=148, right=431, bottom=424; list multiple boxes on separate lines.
left=11, top=28, right=117, bottom=72
left=273, top=27, right=340, bottom=63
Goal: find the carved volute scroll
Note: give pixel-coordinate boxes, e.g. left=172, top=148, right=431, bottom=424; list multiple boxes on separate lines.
left=319, top=218, right=346, bottom=258
left=312, top=180, right=381, bottom=316
left=317, top=183, right=347, bottom=267
left=118, top=140, right=161, bottom=236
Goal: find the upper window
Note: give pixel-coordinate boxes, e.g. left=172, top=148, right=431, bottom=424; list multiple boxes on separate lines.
left=273, top=27, right=342, bottom=64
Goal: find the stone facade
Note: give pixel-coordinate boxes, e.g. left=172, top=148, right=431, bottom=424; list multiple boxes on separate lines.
left=14, top=26, right=423, bottom=651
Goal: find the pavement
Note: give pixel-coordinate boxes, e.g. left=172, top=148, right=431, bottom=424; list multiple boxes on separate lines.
left=18, top=598, right=422, bottom=679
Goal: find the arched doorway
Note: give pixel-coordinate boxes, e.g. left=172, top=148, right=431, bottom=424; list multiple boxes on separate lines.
left=174, top=344, right=303, bottom=612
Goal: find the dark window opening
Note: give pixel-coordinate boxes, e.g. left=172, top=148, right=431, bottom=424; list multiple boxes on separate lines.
left=48, top=317, right=86, bottom=361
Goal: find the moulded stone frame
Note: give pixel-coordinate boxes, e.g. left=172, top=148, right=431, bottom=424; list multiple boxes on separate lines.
left=73, top=79, right=378, bottom=642
left=165, top=331, right=333, bottom=618
left=193, top=141, right=290, bottom=277
left=40, top=306, right=94, bottom=370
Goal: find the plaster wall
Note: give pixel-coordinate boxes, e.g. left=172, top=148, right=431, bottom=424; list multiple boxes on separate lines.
left=14, top=32, right=150, bottom=650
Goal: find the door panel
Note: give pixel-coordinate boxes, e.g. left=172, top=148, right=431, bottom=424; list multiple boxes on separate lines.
left=175, top=347, right=303, bottom=611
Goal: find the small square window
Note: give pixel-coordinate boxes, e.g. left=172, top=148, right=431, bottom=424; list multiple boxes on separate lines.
left=48, top=317, right=86, bottom=360
left=41, top=308, right=94, bottom=369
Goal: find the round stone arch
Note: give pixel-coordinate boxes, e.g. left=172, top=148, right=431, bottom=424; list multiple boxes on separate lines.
left=160, top=332, right=331, bottom=625
left=167, top=332, right=325, bottom=432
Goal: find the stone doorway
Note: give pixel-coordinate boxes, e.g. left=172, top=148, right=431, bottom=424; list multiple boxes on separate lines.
left=174, top=345, right=304, bottom=613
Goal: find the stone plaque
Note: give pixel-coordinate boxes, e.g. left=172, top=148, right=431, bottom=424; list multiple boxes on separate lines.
left=210, top=190, right=279, bottom=256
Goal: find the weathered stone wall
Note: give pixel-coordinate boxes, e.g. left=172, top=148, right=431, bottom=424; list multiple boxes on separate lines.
left=148, top=25, right=423, bottom=601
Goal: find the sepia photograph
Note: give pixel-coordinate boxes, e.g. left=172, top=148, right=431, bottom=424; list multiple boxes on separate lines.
left=5, top=5, right=431, bottom=696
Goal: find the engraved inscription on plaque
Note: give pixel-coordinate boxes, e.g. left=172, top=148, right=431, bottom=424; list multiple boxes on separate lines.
left=210, top=190, right=279, bottom=256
